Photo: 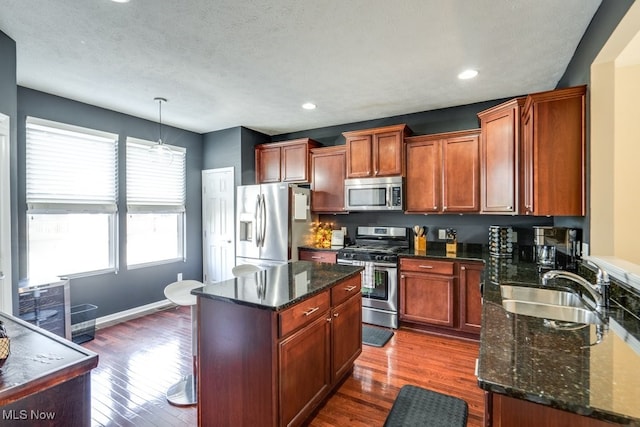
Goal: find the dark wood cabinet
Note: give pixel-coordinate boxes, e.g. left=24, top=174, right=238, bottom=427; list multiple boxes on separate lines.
left=343, top=124, right=411, bottom=178
left=405, top=129, right=480, bottom=213
left=399, top=257, right=483, bottom=338
left=487, top=393, right=616, bottom=427
left=458, top=261, right=484, bottom=334
left=279, top=315, right=331, bottom=427
left=521, top=85, right=586, bottom=216
left=299, top=248, right=337, bottom=264
left=399, top=258, right=455, bottom=327
left=330, top=282, right=362, bottom=383
left=310, top=146, right=346, bottom=213
left=478, top=97, right=525, bottom=214
left=255, top=138, right=320, bottom=184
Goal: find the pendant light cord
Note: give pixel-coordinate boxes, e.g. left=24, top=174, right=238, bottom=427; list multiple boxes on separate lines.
left=154, top=97, right=167, bottom=145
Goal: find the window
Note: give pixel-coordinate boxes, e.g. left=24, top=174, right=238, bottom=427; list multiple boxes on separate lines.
left=26, top=117, right=118, bottom=278
left=126, top=137, right=186, bottom=267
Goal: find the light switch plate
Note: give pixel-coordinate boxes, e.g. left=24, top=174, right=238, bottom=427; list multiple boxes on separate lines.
left=438, top=229, right=447, bottom=240
left=582, top=243, right=589, bottom=257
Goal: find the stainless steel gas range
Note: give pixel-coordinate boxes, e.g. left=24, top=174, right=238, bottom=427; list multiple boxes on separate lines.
left=336, top=226, right=409, bottom=329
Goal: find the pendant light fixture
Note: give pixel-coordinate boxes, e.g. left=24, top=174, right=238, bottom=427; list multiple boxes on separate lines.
left=149, top=97, right=173, bottom=164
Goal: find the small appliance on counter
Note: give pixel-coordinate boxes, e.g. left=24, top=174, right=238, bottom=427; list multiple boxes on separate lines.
left=445, top=228, right=457, bottom=257
left=533, top=226, right=581, bottom=272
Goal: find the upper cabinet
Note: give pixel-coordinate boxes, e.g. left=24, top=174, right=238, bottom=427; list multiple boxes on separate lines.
left=478, top=97, right=526, bottom=214
left=343, top=124, right=411, bottom=178
left=521, top=85, right=586, bottom=216
left=405, top=129, right=480, bottom=214
left=310, top=146, right=347, bottom=213
left=255, top=138, right=320, bottom=184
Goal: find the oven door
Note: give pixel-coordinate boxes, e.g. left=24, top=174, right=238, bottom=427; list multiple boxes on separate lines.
left=337, top=259, right=398, bottom=312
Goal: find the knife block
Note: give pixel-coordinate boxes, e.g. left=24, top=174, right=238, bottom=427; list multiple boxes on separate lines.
left=414, top=236, right=427, bottom=253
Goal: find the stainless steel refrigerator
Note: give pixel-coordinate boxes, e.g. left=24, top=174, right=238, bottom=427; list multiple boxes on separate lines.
left=236, top=183, right=317, bottom=269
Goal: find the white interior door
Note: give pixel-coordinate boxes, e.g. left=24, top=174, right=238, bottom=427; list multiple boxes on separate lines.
left=202, top=167, right=235, bottom=283
left=0, top=113, right=12, bottom=313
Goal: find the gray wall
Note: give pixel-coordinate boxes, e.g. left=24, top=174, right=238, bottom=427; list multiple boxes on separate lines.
left=553, top=0, right=635, bottom=241
left=0, top=31, right=18, bottom=313
left=16, top=88, right=204, bottom=318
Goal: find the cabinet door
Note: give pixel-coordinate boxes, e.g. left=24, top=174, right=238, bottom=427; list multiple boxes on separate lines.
left=310, top=147, right=346, bottom=213
left=256, top=146, right=282, bottom=183
left=279, top=314, right=331, bottom=427
left=373, top=130, right=403, bottom=176
left=521, top=106, right=535, bottom=215
left=480, top=100, right=522, bottom=213
left=346, top=135, right=373, bottom=178
left=442, top=133, right=480, bottom=212
left=281, top=143, right=308, bottom=182
left=405, top=140, right=441, bottom=213
left=458, top=262, right=484, bottom=334
left=400, top=272, right=455, bottom=327
left=331, top=294, right=362, bottom=383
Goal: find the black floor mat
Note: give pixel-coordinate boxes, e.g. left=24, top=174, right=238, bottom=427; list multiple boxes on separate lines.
left=362, top=325, right=394, bottom=347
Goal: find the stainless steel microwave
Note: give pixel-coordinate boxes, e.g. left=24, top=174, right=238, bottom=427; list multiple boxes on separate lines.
left=344, top=176, right=404, bottom=211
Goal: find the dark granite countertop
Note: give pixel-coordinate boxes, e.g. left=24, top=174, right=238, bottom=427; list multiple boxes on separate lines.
left=476, top=257, right=640, bottom=425
left=191, top=260, right=363, bottom=311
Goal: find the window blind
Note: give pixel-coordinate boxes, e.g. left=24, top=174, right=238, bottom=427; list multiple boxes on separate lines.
left=126, top=137, right=186, bottom=212
left=26, top=117, right=118, bottom=213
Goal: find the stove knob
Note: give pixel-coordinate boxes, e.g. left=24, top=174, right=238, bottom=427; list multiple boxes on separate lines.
left=375, top=255, right=383, bottom=261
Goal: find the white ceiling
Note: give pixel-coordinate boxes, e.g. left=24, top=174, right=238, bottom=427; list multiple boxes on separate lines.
left=0, top=0, right=601, bottom=136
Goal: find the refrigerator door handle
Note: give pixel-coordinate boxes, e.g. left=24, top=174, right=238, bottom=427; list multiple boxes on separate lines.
left=260, top=194, right=267, bottom=248
left=255, top=194, right=262, bottom=247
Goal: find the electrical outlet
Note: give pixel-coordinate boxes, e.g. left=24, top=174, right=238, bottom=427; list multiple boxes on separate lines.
left=438, top=229, right=447, bottom=240
left=177, top=272, right=183, bottom=281
left=582, top=243, right=589, bottom=257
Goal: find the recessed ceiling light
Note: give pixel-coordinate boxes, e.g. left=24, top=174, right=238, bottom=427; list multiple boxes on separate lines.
left=302, top=102, right=317, bottom=110
left=458, top=69, right=478, bottom=80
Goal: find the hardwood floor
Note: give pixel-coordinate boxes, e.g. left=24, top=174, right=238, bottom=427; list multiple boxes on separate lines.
left=83, top=306, right=484, bottom=426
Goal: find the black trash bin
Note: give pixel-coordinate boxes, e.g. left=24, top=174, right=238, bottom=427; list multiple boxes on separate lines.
left=71, top=304, right=98, bottom=344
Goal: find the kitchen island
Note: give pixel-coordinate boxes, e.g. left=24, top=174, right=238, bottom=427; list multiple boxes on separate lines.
left=191, top=261, right=363, bottom=427
left=0, top=311, right=98, bottom=427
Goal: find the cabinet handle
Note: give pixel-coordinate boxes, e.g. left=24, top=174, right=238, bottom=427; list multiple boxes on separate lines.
left=303, top=307, right=320, bottom=316
left=433, top=206, right=438, bottom=210
left=507, top=206, right=513, bottom=210
left=401, top=274, right=405, bottom=279
left=461, top=266, right=466, bottom=271
left=443, top=206, right=447, bottom=211
left=326, top=317, right=332, bottom=322
left=419, top=265, right=434, bottom=269
left=344, top=285, right=357, bottom=292
left=334, top=312, right=339, bottom=317
left=311, top=256, right=321, bottom=259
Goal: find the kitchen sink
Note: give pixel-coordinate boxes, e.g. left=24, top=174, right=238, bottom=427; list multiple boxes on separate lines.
left=500, top=284, right=584, bottom=308
left=501, top=300, right=603, bottom=325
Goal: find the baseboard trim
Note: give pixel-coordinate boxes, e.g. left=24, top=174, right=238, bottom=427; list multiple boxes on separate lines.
left=95, top=299, right=175, bottom=330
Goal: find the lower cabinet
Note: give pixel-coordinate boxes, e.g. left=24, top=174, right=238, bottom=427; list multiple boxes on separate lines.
left=399, top=257, right=483, bottom=337
left=331, top=289, right=362, bottom=382
left=487, top=393, right=618, bottom=427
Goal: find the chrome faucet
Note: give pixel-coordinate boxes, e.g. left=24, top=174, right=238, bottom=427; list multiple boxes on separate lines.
left=542, top=259, right=610, bottom=311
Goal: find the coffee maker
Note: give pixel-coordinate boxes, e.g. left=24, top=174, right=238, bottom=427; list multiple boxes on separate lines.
left=533, top=226, right=581, bottom=272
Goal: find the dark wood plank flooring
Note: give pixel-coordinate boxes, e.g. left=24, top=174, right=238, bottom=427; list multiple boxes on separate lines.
left=83, top=306, right=484, bottom=426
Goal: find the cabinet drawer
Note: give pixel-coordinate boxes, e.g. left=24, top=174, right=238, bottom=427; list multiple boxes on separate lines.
left=400, top=258, right=454, bottom=275
left=299, top=249, right=337, bottom=264
left=331, top=275, right=361, bottom=307
left=279, top=291, right=330, bottom=338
